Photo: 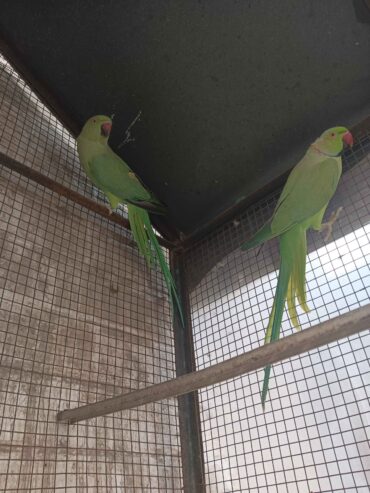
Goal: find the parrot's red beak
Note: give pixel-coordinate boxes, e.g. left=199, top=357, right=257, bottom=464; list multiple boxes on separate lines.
left=101, top=122, right=112, bottom=137
left=342, top=131, right=354, bottom=148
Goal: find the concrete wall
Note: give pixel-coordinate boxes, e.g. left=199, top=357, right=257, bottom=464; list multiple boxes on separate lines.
left=0, top=55, right=182, bottom=492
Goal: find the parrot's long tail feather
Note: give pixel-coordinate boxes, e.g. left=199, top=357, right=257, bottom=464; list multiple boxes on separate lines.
left=127, top=204, right=184, bottom=326
left=128, top=205, right=153, bottom=263
left=241, top=221, right=274, bottom=251
left=261, top=226, right=309, bottom=409
left=286, top=230, right=310, bottom=329
left=261, top=242, right=291, bottom=409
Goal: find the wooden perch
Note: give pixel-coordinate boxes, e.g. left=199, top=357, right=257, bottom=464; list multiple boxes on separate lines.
left=57, top=304, right=370, bottom=423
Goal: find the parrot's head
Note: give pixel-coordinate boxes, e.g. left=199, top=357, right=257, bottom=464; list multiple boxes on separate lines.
left=79, top=115, right=112, bottom=143
left=313, top=127, right=354, bottom=157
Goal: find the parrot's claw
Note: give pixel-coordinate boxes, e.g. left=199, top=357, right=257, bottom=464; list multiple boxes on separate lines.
left=320, top=206, right=343, bottom=242
left=107, top=205, right=113, bottom=216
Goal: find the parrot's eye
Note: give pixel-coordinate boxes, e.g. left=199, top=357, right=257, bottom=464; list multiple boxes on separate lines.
left=331, top=132, right=335, bottom=137
left=93, top=119, right=96, bottom=123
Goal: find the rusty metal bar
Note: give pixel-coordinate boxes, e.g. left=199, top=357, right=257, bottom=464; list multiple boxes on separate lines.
left=0, top=151, right=173, bottom=249
left=57, top=304, right=370, bottom=423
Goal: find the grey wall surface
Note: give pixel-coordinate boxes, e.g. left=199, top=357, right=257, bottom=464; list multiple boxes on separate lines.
left=0, top=55, right=182, bottom=492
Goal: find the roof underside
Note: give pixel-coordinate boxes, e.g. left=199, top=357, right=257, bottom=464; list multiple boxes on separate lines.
left=1, top=1, right=369, bottom=240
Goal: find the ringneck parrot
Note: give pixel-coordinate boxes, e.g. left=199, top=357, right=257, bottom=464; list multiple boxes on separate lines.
left=241, top=127, right=353, bottom=409
left=77, top=115, right=184, bottom=325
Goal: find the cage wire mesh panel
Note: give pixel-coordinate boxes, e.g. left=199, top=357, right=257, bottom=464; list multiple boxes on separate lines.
left=0, top=54, right=182, bottom=491
left=0, top=54, right=129, bottom=220
left=185, top=133, right=370, bottom=493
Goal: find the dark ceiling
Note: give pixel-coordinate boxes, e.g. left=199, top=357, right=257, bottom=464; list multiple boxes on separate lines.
left=1, top=1, right=369, bottom=240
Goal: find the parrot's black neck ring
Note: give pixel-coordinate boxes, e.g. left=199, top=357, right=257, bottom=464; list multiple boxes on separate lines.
left=310, top=144, right=341, bottom=157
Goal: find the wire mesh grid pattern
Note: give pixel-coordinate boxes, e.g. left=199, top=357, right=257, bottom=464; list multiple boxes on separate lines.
left=0, top=54, right=129, bottom=220
left=185, top=134, right=370, bottom=492
left=0, top=55, right=182, bottom=491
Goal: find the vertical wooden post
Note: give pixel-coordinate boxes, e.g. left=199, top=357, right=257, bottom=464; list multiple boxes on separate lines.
left=171, top=251, right=206, bottom=493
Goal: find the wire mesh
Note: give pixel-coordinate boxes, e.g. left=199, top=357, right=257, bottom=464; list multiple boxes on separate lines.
left=0, top=54, right=182, bottom=491
left=185, top=132, right=370, bottom=492
left=0, top=54, right=130, bottom=220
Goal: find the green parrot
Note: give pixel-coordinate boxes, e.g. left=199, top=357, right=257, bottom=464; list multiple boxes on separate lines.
left=77, top=115, right=184, bottom=324
left=241, top=126, right=353, bottom=409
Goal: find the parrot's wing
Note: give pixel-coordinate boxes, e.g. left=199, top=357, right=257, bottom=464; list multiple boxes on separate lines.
left=88, top=152, right=166, bottom=214
left=271, top=157, right=341, bottom=235
left=124, top=197, right=166, bottom=214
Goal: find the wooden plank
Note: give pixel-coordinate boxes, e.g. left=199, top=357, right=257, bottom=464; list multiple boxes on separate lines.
left=57, top=304, right=370, bottom=423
